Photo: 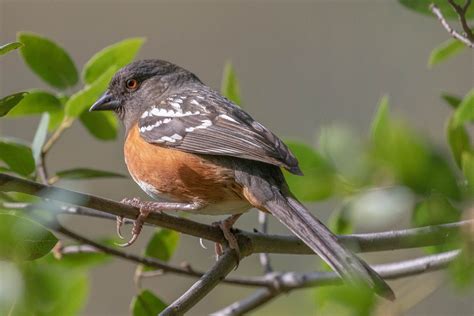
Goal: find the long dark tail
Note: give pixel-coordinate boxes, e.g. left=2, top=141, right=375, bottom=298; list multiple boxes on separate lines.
left=264, top=192, right=395, bottom=300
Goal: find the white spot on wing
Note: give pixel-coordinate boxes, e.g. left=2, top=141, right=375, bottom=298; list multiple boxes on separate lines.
left=148, top=106, right=200, bottom=117
left=185, top=119, right=212, bottom=132
left=170, top=102, right=181, bottom=111
left=219, top=114, right=238, bottom=123
left=190, top=99, right=200, bottom=106
left=160, top=136, right=176, bottom=143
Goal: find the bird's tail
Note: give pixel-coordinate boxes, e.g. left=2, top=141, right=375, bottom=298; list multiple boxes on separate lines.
left=264, top=192, right=395, bottom=300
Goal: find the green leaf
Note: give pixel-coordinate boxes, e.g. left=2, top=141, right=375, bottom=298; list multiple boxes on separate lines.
left=319, top=125, right=372, bottom=187
left=65, top=66, right=117, bottom=117
left=446, top=115, right=470, bottom=167
left=144, top=229, right=180, bottom=263
left=0, top=140, right=35, bottom=176
left=6, top=90, right=64, bottom=131
left=399, top=0, right=474, bottom=20
left=315, top=283, right=376, bottom=316
left=7, top=90, right=62, bottom=116
left=412, top=195, right=460, bottom=227
left=31, top=113, right=50, bottom=165
left=449, top=246, right=474, bottom=289
left=285, top=141, right=336, bottom=201
left=462, top=151, right=474, bottom=195
left=18, top=32, right=78, bottom=89
left=82, top=37, right=145, bottom=84
left=328, top=206, right=353, bottom=235
left=0, top=92, right=28, bottom=117
left=131, top=289, right=167, bottom=316
left=220, top=62, right=242, bottom=105
left=453, top=89, right=474, bottom=127
left=372, top=104, right=460, bottom=200
left=428, top=39, right=465, bottom=67
left=55, top=168, right=125, bottom=180
left=442, top=93, right=462, bottom=109
left=79, top=111, right=118, bottom=140
left=41, top=251, right=110, bottom=270
left=0, top=214, right=57, bottom=261
left=370, top=95, right=390, bottom=140
left=0, top=41, right=23, bottom=55
left=15, top=259, right=88, bottom=316
left=412, top=195, right=461, bottom=253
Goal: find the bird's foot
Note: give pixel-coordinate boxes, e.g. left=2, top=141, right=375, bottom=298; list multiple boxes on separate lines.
left=117, top=197, right=156, bottom=247
left=212, top=214, right=242, bottom=262
left=117, top=198, right=202, bottom=247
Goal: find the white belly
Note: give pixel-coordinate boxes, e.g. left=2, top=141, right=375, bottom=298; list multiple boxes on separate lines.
left=134, top=179, right=251, bottom=215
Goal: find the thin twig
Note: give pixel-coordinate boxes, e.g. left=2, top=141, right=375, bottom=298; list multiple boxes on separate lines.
left=447, top=0, right=474, bottom=40
left=160, top=249, right=238, bottom=316
left=212, top=288, right=274, bottom=316
left=36, top=156, right=49, bottom=185
left=258, top=211, right=273, bottom=274
left=52, top=221, right=265, bottom=287
left=55, top=224, right=206, bottom=278
left=213, top=250, right=460, bottom=315
left=430, top=3, right=474, bottom=48
left=41, top=117, right=74, bottom=156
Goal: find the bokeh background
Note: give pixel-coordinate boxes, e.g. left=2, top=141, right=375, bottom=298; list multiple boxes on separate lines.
left=1, top=0, right=473, bottom=315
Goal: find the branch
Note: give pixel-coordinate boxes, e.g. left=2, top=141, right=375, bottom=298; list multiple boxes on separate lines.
left=160, top=249, right=238, bottom=315
left=53, top=222, right=268, bottom=288
left=55, top=224, right=206, bottom=278
left=41, top=117, right=74, bottom=156
left=430, top=3, right=474, bottom=48
left=213, top=288, right=274, bottom=316
left=214, top=250, right=460, bottom=315
left=36, top=156, right=49, bottom=185
left=0, top=173, right=227, bottom=246
left=1, top=173, right=470, bottom=257
left=447, top=0, right=474, bottom=40
left=1, top=172, right=471, bottom=313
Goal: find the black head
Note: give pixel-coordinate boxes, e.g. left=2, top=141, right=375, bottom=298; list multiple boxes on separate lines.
left=90, top=59, right=200, bottom=129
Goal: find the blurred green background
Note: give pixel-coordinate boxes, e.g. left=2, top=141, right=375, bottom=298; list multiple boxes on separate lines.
left=1, top=0, right=473, bottom=315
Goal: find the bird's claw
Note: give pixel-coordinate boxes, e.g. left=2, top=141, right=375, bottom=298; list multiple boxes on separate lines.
left=116, top=197, right=150, bottom=247
left=116, top=216, right=124, bottom=239
left=212, top=217, right=241, bottom=263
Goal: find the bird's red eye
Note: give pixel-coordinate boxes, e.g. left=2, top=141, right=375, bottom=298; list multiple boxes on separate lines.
left=126, top=79, right=139, bottom=90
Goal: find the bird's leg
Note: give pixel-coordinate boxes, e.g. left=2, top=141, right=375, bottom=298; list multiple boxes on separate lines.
left=118, top=197, right=202, bottom=247
left=212, top=214, right=242, bottom=260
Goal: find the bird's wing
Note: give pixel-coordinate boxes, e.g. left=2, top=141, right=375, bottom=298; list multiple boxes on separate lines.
left=138, top=87, right=301, bottom=174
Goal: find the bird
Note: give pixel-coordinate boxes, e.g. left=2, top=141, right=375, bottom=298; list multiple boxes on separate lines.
left=90, top=59, right=395, bottom=300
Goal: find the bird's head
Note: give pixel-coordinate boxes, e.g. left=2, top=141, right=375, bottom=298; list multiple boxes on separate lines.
left=90, top=59, right=200, bottom=129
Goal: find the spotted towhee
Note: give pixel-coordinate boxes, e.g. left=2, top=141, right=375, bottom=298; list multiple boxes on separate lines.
left=90, top=59, right=394, bottom=299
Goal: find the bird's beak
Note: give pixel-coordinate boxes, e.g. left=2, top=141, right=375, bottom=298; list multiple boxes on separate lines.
left=89, top=91, right=121, bottom=112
